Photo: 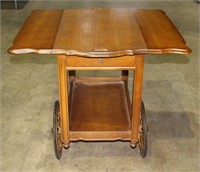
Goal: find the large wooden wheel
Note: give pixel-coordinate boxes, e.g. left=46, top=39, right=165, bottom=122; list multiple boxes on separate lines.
left=138, top=101, right=147, bottom=158
left=53, top=100, right=63, bottom=159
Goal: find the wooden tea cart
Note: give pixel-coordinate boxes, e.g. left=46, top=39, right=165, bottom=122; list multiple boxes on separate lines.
left=8, top=8, right=191, bottom=159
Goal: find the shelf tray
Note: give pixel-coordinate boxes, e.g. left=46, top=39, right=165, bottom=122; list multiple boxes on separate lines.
left=69, top=77, right=131, bottom=133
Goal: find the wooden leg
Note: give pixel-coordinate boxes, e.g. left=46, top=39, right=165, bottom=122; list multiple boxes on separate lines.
left=122, top=70, right=129, bottom=77
left=121, top=70, right=131, bottom=116
left=69, top=70, right=76, bottom=80
left=130, top=55, right=144, bottom=148
left=57, top=55, right=70, bottom=148
left=68, top=70, right=76, bottom=116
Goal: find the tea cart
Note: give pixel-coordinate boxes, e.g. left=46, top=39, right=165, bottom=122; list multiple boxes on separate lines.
left=8, top=8, right=191, bottom=159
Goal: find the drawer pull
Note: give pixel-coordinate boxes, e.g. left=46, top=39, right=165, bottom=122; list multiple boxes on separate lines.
left=98, top=58, right=103, bottom=64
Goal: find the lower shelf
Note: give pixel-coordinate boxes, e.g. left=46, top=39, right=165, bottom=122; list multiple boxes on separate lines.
left=69, top=77, right=131, bottom=140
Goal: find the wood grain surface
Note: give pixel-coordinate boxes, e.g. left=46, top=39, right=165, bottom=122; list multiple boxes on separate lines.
left=69, top=77, right=131, bottom=132
left=8, top=8, right=191, bottom=57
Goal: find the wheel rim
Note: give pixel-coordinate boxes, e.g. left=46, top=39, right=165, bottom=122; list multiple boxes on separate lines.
left=138, top=101, right=147, bottom=158
left=53, top=100, right=63, bottom=159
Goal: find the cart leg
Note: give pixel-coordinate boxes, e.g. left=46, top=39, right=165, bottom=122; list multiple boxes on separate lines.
left=122, top=70, right=129, bottom=78
left=122, top=70, right=132, bottom=116
left=130, top=55, right=144, bottom=148
left=57, top=55, right=70, bottom=148
left=69, top=70, right=76, bottom=80
left=68, top=70, right=76, bottom=115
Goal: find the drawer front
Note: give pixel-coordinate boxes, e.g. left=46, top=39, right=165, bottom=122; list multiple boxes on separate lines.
left=66, top=56, right=135, bottom=70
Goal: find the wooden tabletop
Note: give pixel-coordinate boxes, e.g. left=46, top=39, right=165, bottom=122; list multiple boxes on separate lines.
left=8, top=8, right=191, bottom=57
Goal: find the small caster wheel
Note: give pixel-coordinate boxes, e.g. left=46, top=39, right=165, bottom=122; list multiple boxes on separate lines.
left=53, top=100, right=63, bottom=159
left=138, top=101, right=147, bottom=158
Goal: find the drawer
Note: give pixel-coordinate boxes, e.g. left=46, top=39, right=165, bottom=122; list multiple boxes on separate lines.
left=66, top=56, right=135, bottom=70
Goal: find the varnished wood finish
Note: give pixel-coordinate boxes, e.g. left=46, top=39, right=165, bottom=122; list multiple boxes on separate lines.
left=10, top=10, right=63, bottom=54
left=8, top=9, right=191, bottom=56
left=66, top=55, right=135, bottom=70
left=70, top=131, right=131, bottom=141
left=69, top=77, right=131, bottom=133
left=57, top=55, right=70, bottom=146
left=130, top=55, right=144, bottom=146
